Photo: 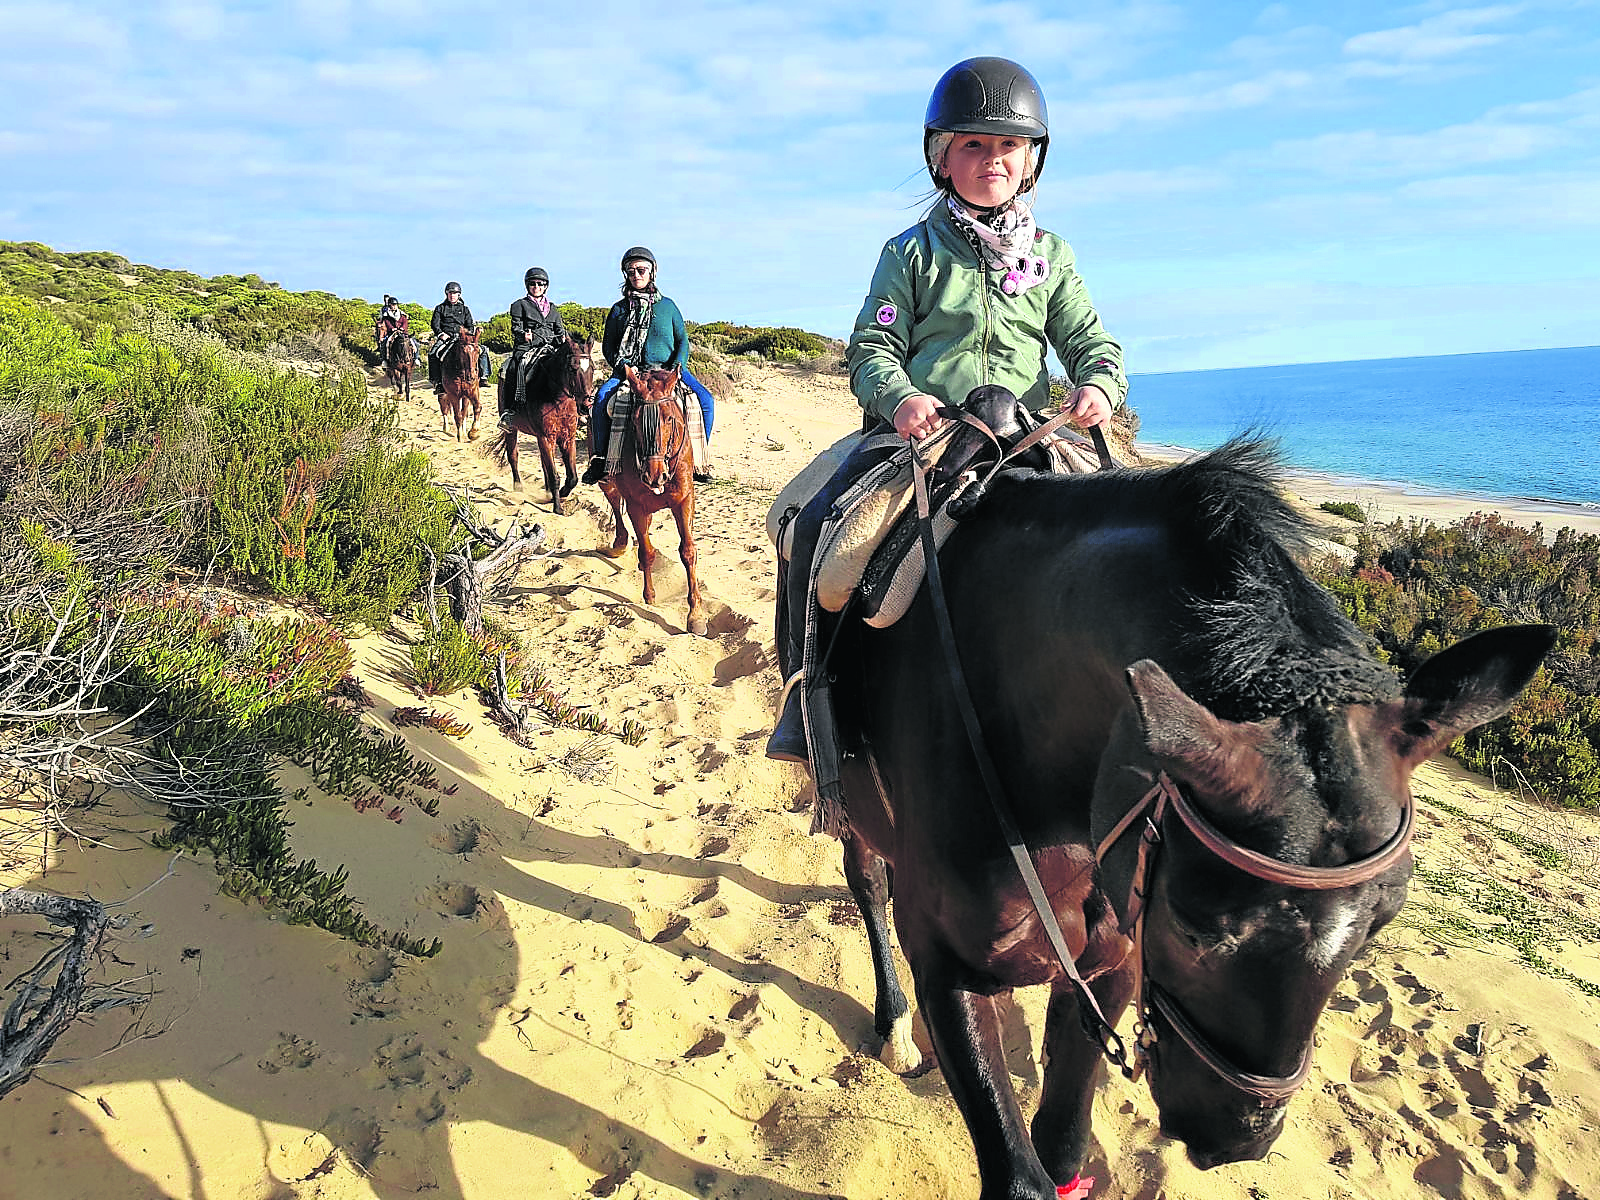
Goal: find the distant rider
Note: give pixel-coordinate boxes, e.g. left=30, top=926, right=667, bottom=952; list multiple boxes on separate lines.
left=428, top=282, right=479, bottom=395
left=376, top=296, right=418, bottom=366
left=581, top=246, right=715, bottom=485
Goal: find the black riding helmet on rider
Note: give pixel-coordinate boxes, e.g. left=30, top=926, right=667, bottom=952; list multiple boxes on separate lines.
left=923, top=57, right=1049, bottom=200
left=524, top=267, right=549, bottom=286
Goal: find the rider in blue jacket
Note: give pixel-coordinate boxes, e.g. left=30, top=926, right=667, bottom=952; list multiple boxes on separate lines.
left=581, top=247, right=715, bottom=485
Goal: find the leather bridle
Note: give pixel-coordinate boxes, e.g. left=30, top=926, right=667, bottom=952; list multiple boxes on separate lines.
left=1093, top=771, right=1415, bottom=1104
left=908, top=416, right=1416, bottom=1106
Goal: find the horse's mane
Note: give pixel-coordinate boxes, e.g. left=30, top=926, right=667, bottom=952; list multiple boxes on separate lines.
left=1001, top=436, right=1401, bottom=720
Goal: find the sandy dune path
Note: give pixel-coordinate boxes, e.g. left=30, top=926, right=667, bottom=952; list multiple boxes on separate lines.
left=2, top=364, right=1597, bottom=1200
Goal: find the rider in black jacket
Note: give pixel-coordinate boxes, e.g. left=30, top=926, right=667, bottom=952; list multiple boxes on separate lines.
left=429, top=282, right=477, bottom=393
left=502, top=267, right=569, bottom=417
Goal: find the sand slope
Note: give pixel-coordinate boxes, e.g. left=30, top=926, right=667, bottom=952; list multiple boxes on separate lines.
left=3, top=363, right=1598, bottom=1200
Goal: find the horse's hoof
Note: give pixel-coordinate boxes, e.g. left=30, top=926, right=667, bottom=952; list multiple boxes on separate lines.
left=689, top=615, right=709, bottom=637
left=511, top=480, right=523, bottom=492
left=878, top=1014, right=922, bottom=1076
left=468, top=428, right=480, bottom=442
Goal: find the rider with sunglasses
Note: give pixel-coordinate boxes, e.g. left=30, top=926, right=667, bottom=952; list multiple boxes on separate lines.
left=581, top=246, right=716, bottom=485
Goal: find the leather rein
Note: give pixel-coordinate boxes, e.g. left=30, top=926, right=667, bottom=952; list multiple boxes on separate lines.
left=908, top=412, right=1417, bottom=1104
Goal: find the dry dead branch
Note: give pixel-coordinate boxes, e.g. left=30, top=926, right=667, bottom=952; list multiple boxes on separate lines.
left=0, top=888, right=109, bottom=1099
left=424, top=490, right=546, bottom=639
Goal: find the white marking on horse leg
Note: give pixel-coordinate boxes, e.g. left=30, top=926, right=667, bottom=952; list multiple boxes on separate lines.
left=878, top=1011, right=921, bottom=1075
left=1308, top=902, right=1361, bottom=970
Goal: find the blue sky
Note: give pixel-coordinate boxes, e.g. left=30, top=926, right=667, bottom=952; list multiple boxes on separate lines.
left=3, top=0, right=1598, bottom=371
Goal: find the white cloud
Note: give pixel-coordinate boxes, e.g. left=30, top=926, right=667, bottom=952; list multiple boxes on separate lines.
left=1342, top=5, right=1524, bottom=61
left=1256, top=119, right=1570, bottom=176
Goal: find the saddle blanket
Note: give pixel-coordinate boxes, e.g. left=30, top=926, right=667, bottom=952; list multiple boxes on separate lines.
left=767, top=430, right=958, bottom=629
left=768, top=425, right=1103, bottom=629
left=604, top=380, right=708, bottom=475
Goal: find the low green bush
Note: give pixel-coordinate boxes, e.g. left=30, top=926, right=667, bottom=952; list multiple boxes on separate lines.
left=558, top=302, right=610, bottom=343
left=725, top=326, right=828, bottom=359
left=1319, top=501, right=1366, bottom=522
left=1312, top=512, right=1600, bottom=808
left=411, top=615, right=489, bottom=695
left=480, top=312, right=514, bottom=353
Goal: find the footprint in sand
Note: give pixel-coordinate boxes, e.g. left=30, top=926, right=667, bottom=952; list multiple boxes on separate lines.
left=432, top=818, right=482, bottom=856
left=257, top=1032, right=321, bottom=1073
left=429, top=882, right=480, bottom=918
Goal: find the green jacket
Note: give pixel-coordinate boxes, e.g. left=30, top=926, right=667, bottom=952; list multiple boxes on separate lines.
left=846, top=203, right=1127, bottom=425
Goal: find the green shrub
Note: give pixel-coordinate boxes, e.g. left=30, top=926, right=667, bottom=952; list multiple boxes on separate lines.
left=481, top=312, right=514, bottom=353
left=1319, top=501, right=1366, bottom=522
left=687, top=347, right=733, bottom=403
left=411, top=615, right=488, bottom=695
left=726, top=326, right=827, bottom=359
left=1311, top=512, right=1600, bottom=808
left=558, top=302, right=610, bottom=343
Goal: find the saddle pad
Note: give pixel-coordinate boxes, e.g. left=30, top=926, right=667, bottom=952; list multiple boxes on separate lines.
left=766, top=431, right=863, bottom=556
left=860, top=504, right=959, bottom=628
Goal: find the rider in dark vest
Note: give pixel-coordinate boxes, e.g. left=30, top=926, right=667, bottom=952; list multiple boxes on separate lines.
left=501, top=267, right=568, bottom=419
left=428, top=282, right=478, bottom=394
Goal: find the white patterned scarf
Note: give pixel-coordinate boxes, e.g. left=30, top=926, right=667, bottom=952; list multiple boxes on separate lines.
left=617, top=287, right=657, bottom=366
left=946, top=196, right=1050, bottom=297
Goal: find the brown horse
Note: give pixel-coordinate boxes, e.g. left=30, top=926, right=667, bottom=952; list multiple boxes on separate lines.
left=597, top=365, right=707, bottom=636
left=380, top=324, right=412, bottom=403
left=437, top=328, right=481, bottom=442
left=486, top=333, right=593, bottom=513
left=815, top=433, right=1553, bottom=1195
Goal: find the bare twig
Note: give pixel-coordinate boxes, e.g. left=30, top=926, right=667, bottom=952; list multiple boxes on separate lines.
left=0, top=888, right=109, bottom=1099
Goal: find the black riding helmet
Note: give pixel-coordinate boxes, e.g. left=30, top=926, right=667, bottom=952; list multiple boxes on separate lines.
left=524, top=267, right=549, bottom=285
left=445, top=281, right=461, bottom=295
left=924, top=57, right=1049, bottom=193
left=619, top=246, right=656, bottom=270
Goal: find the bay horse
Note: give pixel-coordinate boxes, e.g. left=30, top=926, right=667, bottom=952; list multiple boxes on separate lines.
left=817, top=433, right=1552, bottom=1195
left=597, top=365, right=707, bottom=636
left=486, top=333, right=593, bottom=514
left=437, top=328, right=482, bottom=442
left=381, top=325, right=412, bottom=403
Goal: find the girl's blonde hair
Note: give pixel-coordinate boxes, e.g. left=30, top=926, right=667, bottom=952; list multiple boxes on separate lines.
left=924, top=132, right=1041, bottom=202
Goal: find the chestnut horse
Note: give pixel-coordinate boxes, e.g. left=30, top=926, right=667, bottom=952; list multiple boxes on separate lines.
left=597, top=365, right=707, bottom=636
left=380, top=324, right=411, bottom=403
left=437, top=329, right=481, bottom=442
left=816, top=434, right=1552, bottom=1195
left=486, top=333, right=593, bottom=513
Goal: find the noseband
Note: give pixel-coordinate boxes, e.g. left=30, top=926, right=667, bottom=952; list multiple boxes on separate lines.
left=632, top=386, right=687, bottom=480
left=1094, top=772, right=1416, bottom=1104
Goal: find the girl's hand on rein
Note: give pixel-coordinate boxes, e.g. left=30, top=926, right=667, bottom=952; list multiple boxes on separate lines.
left=1068, top=384, right=1112, bottom=429
left=893, top=393, right=944, bottom=440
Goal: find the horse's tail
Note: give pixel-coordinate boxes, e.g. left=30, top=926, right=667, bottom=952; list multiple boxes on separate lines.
left=479, top=427, right=512, bottom=465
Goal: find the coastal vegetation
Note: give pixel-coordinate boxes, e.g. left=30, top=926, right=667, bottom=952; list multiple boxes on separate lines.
left=1312, top=513, right=1600, bottom=810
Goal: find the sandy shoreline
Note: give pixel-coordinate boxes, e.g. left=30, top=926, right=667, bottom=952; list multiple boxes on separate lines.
left=2, top=361, right=1598, bottom=1200
left=1139, top=441, right=1600, bottom=539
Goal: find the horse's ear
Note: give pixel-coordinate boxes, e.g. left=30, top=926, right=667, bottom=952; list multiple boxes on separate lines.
left=1388, top=624, right=1556, bottom=765
left=1124, top=660, right=1270, bottom=815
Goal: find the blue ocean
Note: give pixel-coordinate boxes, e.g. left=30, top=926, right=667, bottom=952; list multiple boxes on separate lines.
left=1128, top=345, right=1600, bottom=511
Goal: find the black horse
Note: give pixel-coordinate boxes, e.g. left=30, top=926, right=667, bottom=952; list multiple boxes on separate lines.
left=489, top=334, right=593, bottom=512
left=821, top=435, right=1553, bottom=1196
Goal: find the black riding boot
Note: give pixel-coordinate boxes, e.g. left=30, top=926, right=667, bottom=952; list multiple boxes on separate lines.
left=766, top=584, right=808, bottom=762
left=765, top=486, right=830, bottom=764
left=581, top=456, right=608, bottom=485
